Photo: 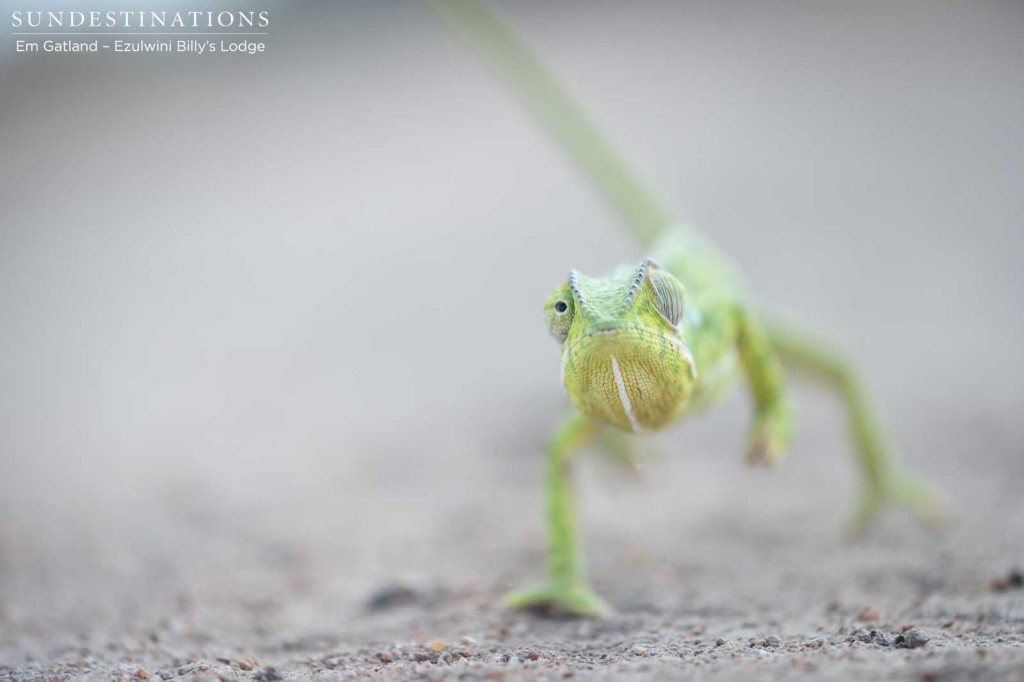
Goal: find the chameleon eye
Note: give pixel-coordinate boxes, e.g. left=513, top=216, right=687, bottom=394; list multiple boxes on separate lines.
left=545, top=286, right=575, bottom=343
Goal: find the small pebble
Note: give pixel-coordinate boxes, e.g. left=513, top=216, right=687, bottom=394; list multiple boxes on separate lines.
left=857, top=606, right=880, bottom=622
left=894, top=628, right=930, bottom=649
left=376, top=651, right=393, bottom=664
left=366, top=584, right=420, bottom=611
left=253, top=668, right=282, bottom=682
left=990, top=569, right=1024, bottom=592
left=858, top=630, right=891, bottom=647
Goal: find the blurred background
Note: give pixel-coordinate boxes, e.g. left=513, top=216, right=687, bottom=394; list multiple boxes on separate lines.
left=1, top=0, right=1022, bottom=671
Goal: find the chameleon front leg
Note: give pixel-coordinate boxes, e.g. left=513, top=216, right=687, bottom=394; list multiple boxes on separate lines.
left=735, top=307, right=795, bottom=466
left=503, top=411, right=613, bottom=617
left=767, top=323, right=949, bottom=533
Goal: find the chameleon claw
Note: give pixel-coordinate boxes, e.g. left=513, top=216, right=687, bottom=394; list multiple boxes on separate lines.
left=503, top=583, right=615, bottom=619
left=889, top=472, right=953, bottom=529
left=847, top=472, right=952, bottom=536
left=745, top=412, right=791, bottom=468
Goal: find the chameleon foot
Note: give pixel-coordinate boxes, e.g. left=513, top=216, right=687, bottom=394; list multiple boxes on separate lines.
left=503, top=583, right=614, bottom=618
left=745, top=409, right=792, bottom=467
left=888, top=471, right=952, bottom=528
left=848, top=471, right=951, bottom=535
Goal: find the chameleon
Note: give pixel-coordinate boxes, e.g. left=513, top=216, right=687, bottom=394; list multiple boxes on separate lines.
left=428, top=0, right=949, bottom=617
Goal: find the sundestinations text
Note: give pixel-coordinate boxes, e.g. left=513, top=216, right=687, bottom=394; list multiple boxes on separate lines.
left=11, top=10, right=269, bottom=29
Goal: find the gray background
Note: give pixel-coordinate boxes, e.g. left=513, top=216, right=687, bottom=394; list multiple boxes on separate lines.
left=1, top=1, right=1022, bottom=679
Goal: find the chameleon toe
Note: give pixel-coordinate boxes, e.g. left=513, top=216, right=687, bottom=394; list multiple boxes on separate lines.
left=503, top=583, right=615, bottom=619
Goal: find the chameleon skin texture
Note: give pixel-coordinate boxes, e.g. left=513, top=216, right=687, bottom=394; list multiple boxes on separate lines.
left=428, top=0, right=948, bottom=618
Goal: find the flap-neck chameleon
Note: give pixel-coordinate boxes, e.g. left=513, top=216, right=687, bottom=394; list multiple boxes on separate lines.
left=429, top=0, right=948, bottom=617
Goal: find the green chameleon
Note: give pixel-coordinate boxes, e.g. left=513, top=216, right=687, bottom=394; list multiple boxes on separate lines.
left=428, top=0, right=949, bottom=617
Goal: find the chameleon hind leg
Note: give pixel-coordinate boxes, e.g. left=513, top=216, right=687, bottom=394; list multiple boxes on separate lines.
left=767, top=323, right=949, bottom=533
left=503, top=411, right=613, bottom=617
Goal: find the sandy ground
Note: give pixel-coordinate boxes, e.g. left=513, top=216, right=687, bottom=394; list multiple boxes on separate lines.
left=3, top=399, right=1024, bottom=681
left=2, top=1, right=1023, bottom=679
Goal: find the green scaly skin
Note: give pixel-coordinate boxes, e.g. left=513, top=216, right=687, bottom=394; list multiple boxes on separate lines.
left=427, top=0, right=950, bottom=618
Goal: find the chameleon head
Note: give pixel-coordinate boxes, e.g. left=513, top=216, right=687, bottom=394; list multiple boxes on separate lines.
left=544, top=259, right=698, bottom=432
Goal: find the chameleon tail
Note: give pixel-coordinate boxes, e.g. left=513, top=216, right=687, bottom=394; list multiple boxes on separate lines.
left=425, top=0, right=683, bottom=247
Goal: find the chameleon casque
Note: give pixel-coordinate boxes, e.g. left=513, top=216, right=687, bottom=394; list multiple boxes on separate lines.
left=429, top=0, right=948, bottom=617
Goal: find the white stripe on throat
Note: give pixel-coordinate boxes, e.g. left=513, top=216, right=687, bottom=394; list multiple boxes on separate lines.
left=610, top=355, right=642, bottom=432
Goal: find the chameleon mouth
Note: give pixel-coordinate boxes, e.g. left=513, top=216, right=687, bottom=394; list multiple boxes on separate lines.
left=574, top=325, right=696, bottom=378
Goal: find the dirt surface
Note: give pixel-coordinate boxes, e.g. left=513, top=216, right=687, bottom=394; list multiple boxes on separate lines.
left=2, top=1, right=1023, bottom=680
left=3, top=416, right=1024, bottom=681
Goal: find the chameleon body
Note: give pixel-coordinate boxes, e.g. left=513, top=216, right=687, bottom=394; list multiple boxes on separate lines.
left=429, top=0, right=947, bottom=617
